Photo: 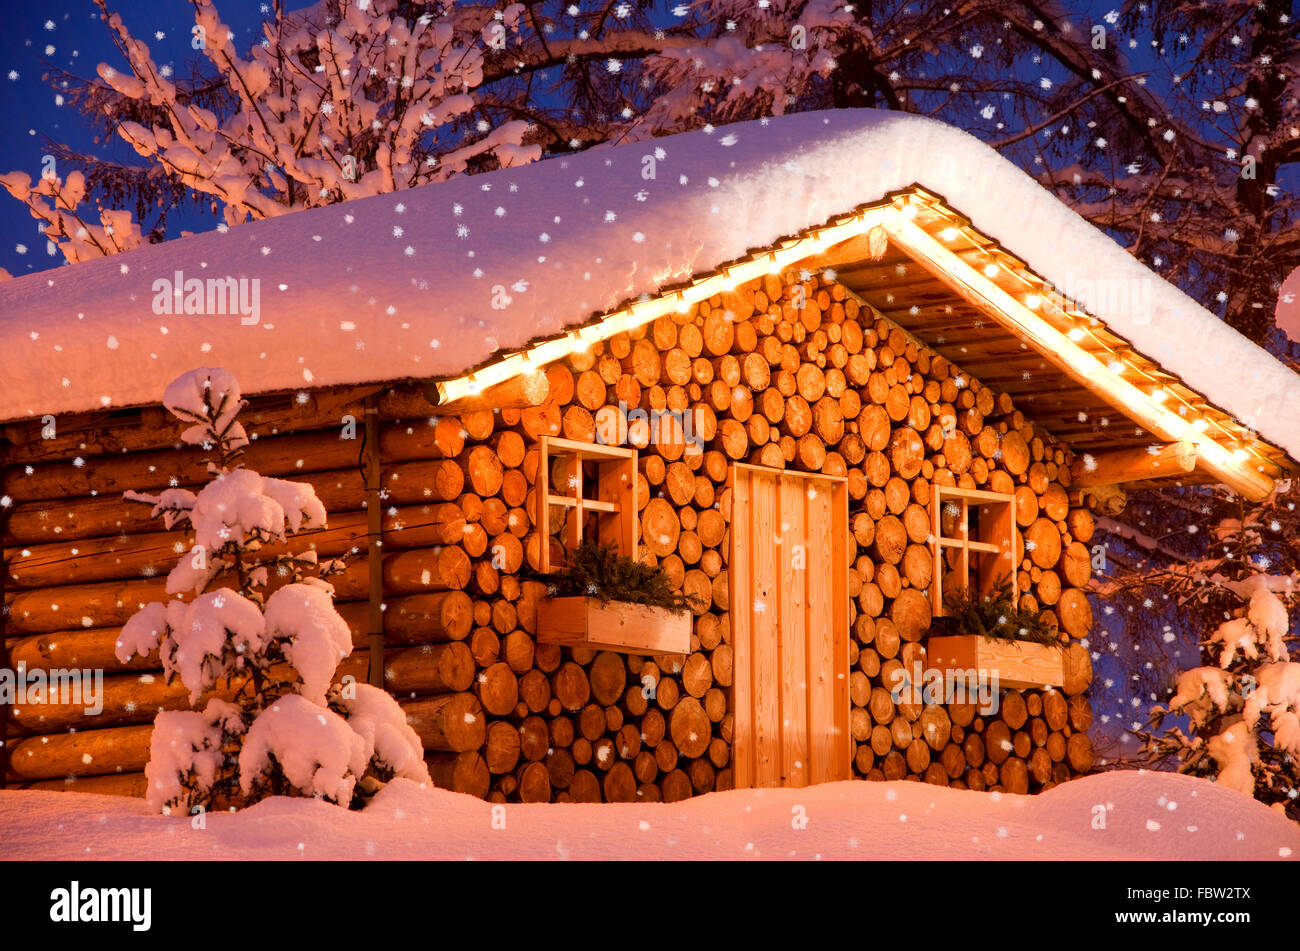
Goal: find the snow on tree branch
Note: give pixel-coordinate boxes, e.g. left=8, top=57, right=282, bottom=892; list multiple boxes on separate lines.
left=64, top=0, right=543, bottom=238
left=0, top=168, right=144, bottom=264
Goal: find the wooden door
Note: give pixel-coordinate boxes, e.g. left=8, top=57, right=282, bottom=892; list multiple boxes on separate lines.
left=729, top=463, right=851, bottom=788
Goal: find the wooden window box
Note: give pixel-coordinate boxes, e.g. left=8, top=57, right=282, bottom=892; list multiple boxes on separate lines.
left=537, top=596, right=690, bottom=655
left=926, top=634, right=1064, bottom=691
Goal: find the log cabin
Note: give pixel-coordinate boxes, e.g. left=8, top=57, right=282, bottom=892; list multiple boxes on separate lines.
left=2, top=109, right=1299, bottom=803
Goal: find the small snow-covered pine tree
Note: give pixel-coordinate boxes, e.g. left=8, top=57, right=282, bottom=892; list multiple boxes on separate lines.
left=116, top=367, right=429, bottom=814
left=1139, top=499, right=1300, bottom=816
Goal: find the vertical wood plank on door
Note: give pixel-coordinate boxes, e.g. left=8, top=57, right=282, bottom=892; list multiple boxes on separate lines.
left=779, top=474, right=809, bottom=787
left=804, top=479, right=836, bottom=784
left=830, top=481, right=852, bottom=782
left=730, top=469, right=754, bottom=790
left=752, top=470, right=781, bottom=786
left=730, top=464, right=851, bottom=789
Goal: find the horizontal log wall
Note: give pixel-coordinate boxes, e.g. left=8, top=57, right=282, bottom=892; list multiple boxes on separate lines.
left=1, top=393, right=494, bottom=795
left=0, top=267, right=1095, bottom=802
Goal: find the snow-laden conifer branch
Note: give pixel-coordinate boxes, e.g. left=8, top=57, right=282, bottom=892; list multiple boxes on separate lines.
left=116, top=367, right=429, bottom=813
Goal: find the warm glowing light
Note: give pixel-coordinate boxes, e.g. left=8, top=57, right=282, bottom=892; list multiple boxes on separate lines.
left=876, top=201, right=1276, bottom=501
left=433, top=197, right=1273, bottom=501
left=435, top=205, right=893, bottom=406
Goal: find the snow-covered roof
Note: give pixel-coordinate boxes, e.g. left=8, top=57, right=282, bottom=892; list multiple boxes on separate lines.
left=2, top=108, right=1298, bottom=463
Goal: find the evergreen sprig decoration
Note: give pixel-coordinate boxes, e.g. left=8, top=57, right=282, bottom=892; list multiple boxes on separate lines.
left=929, top=576, right=1061, bottom=648
left=529, top=540, right=702, bottom=615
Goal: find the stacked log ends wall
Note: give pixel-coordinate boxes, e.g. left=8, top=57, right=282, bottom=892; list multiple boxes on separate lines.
left=1, top=270, right=1094, bottom=801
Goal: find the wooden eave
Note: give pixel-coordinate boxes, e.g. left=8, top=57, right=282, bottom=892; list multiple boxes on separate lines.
left=424, top=184, right=1294, bottom=499
left=797, top=187, right=1295, bottom=499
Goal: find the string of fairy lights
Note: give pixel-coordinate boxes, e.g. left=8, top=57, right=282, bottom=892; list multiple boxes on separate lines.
left=435, top=204, right=894, bottom=404
left=899, top=193, right=1273, bottom=480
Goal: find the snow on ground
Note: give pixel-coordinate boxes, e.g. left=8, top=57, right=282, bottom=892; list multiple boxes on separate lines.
left=2, top=770, right=1295, bottom=860
left=2, top=110, right=1297, bottom=462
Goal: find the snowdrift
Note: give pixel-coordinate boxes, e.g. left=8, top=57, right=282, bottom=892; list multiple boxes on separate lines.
left=1, top=770, right=1295, bottom=860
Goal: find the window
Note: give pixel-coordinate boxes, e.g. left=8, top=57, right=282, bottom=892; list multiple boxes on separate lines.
left=535, top=436, right=687, bottom=655
left=537, top=436, right=638, bottom=572
left=929, top=485, right=1018, bottom=614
